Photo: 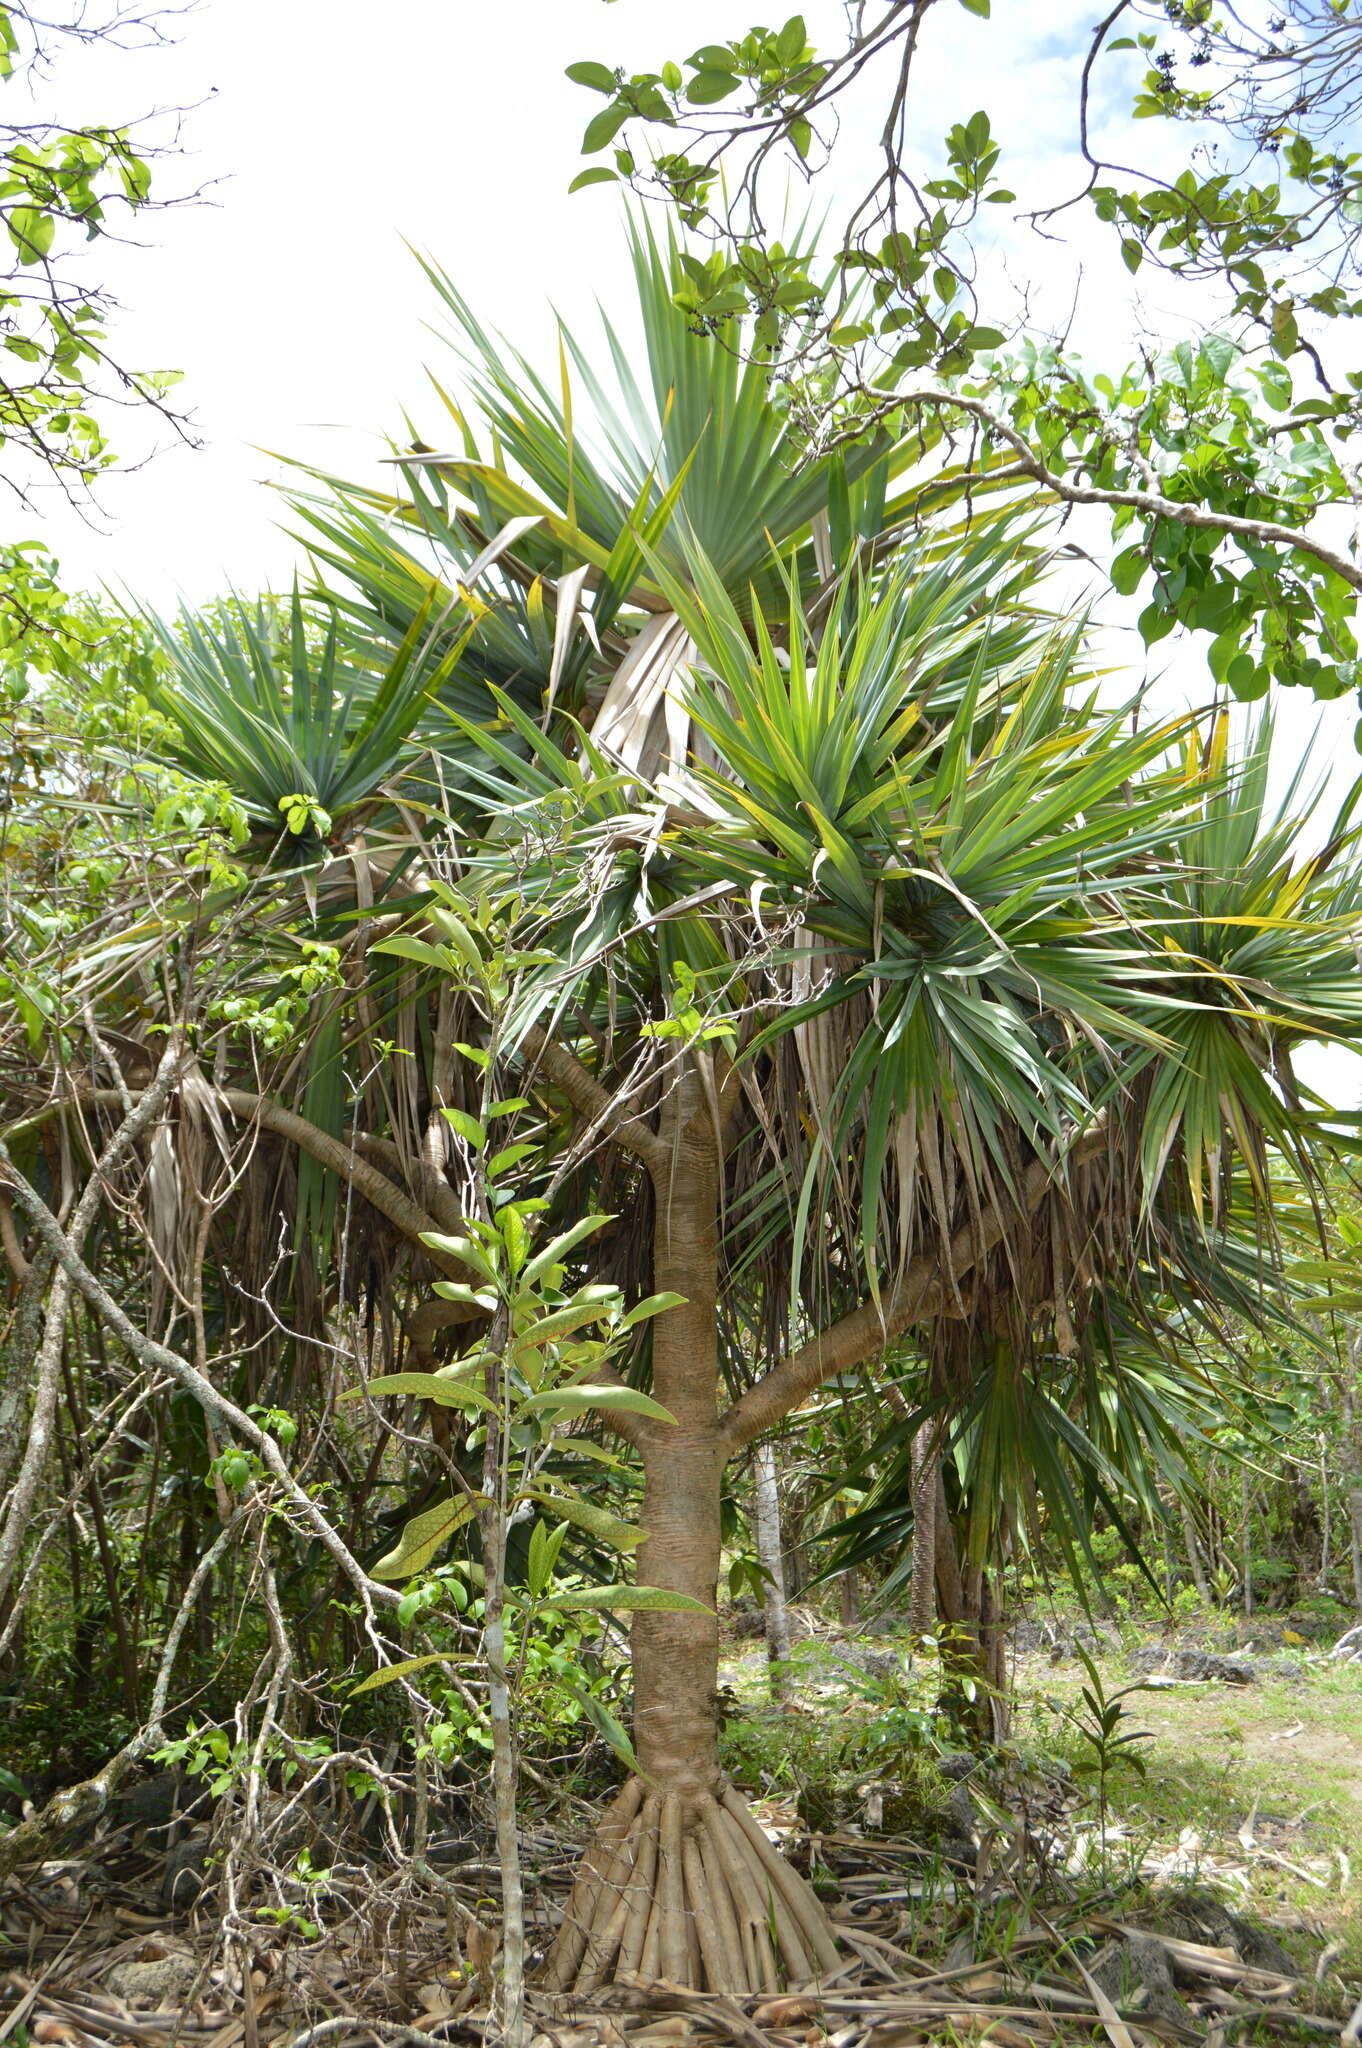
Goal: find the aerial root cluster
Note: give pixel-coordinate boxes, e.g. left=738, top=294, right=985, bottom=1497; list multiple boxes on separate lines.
left=540, top=1777, right=841, bottom=1995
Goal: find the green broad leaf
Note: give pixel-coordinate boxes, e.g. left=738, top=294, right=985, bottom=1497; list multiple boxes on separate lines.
left=351, top=1653, right=467, bottom=1695
left=557, top=1439, right=629, bottom=1471
left=527, top=1487, right=646, bottom=1549
left=486, top=1142, right=538, bottom=1180
left=520, top=1384, right=677, bottom=1424
left=619, top=1290, right=687, bottom=1329
left=1110, top=546, right=1146, bottom=597
left=442, top=1107, right=486, bottom=1148
left=526, top=1516, right=569, bottom=1597
left=9, top=207, right=55, bottom=263
left=1137, top=600, right=1175, bottom=646
left=778, top=15, right=807, bottom=62
left=1225, top=652, right=1261, bottom=697
left=566, top=60, right=618, bottom=92
left=1198, top=333, right=1237, bottom=383
left=339, top=1370, right=494, bottom=1412
left=1207, top=628, right=1243, bottom=685
left=686, top=69, right=740, bottom=104
left=372, top=1496, right=476, bottom=1581
left=1121, top=238, right=1142, bottom=274
left=514, top=1301, right=618, bottom=1351
left=569, top=168, right=619, bottom=193
left=1257, top=358, right=1293, bottom=411
left=539, top=1584, right=712, bottom=1614
left=583, top=103, right=629, bottom=153
left=431, top=1281, right=499, bottom=1309
left=521, top=1213, right=615, bottom=1287
left=427, top=909, right=485, bottom=974
left=421, top=1231, right=500, bottom=1285
left=562, top=1680, right=640, bottom=1773
left=370, top=934, right=456, bottom=972
left=957, top=0, right=989, bottom=14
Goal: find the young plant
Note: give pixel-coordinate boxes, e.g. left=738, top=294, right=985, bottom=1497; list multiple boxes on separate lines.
left=1063, top=1643, right=1153, bottom=1857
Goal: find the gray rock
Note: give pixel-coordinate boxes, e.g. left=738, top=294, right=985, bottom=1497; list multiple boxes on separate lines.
left=1129, top=1647, right=1257, bottom=1684
left=1094, top=1934, right=1188, bottom=2025
left=105, top=1949, right=200, bottom=2007
left=935, top=1751, right=979, bottom=1782
left=824, top=1638, right=900, bottom=1682
left=160, top=1834, right=209, bottom=1912
left=1160, top=1889, right=1295, bottom=1978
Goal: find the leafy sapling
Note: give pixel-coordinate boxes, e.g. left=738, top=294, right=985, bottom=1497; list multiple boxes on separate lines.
left=1064, top=1641, right=1154, bottom=1856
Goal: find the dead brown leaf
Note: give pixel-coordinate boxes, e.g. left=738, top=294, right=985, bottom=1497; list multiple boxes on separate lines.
left=753, top=1999, right=819, bottom=2028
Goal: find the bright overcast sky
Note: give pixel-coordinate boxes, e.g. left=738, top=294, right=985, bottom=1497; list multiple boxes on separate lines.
left=16, top=0, right=1362, bottom=1101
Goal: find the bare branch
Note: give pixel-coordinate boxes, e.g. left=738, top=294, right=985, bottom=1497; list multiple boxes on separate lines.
left=0, top=1144, right=406, bottom=1627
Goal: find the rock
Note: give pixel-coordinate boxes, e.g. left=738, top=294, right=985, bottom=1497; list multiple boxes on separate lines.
left=427, top=1833, right=481, bottom=1865
left=1159, top=1889, right=1295, bottom=1978
left=1129, top=1646, right=1257, bottom=1684
left=935, top=1751, right=979, bottom=1782
left=111, top=1771, right=208, bottom=1834
left=105, top=1948, right=200, bottom=2007
left=1094, top=1933, right=1189, bottom=2025
left=160, top=1834, right=209, bottom=1912
left=823, top=1638, right=900, bottom=1682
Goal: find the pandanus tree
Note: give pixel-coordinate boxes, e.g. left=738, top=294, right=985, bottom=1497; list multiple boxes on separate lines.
left=56, top=229, right=1362, bottom=1993
left=387, top=552, right=1362, bottom=1994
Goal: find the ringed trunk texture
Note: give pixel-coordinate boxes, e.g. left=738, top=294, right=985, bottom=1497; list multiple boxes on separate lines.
left=632, top=1075, right=724, bottom=1800
left=542, top=1064, right=839, bottom=1995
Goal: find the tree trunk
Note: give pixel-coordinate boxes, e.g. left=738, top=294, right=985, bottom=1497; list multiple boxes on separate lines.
left=542, top=1061, right=838, bottom=1996
left=1346, top=1358, right=1362, bottom=1612
left=1178, top=1494, right=1212, bottom=1602
left=934, top=1485, right=1008, bottom=1743
left=753, top=1442, right=792, bottom=1696
left=631, top=1076, right=724, bottom=1803
left=908, top=1424, right=938, bottom=1638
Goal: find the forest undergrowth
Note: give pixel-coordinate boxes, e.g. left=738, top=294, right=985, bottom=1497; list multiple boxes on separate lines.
left=4, top=1598, right=1360, bottom=2048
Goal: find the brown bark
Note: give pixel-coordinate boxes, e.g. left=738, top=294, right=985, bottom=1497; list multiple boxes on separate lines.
left=720, top=1120, right=1109, bottom=1453
left=908, top=1424, right=938, bottom=1637
left=542, top=1057, right=841, bottom=1995
left=933, top=1492, right=1008, bottom=1742
left=631, top=1059, right=725, bottom=1798
left=1178, top=1493, right=1212, bottom=1602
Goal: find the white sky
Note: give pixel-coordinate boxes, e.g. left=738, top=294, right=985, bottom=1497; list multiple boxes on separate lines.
left=11, top=0, right=1362, bottom=1102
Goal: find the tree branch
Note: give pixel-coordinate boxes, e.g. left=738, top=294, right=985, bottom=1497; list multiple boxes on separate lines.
left=218, top=1089, right=470, bottom=1269
left=718, top=1121, right=1110, bottom=1454
left=2, top=1082, right=471, bottom=1275
left=0, top=1144, right=405, bottom=1628
left=879, top=387, right=1362, bottom=596
left=520, top=1027, right=667, bottom=1175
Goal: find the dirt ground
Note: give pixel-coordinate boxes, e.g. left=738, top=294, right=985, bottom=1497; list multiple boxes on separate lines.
left=1134, top=1686, right=1362, bottom=1809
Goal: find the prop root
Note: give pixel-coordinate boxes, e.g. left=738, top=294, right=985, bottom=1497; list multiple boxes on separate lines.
left=541, top=1778, right=838, bottom=1995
